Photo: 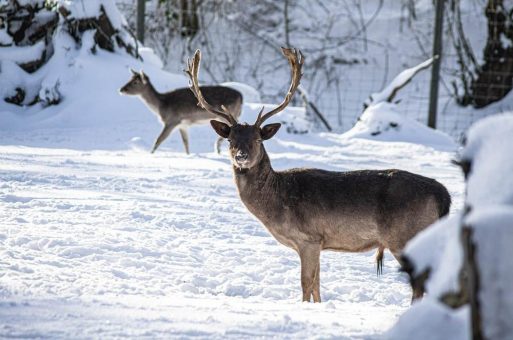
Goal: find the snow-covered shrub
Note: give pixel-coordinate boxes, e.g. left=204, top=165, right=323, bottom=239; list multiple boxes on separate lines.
left=387, top=113, right=513, bottom=340
left=0, top=0, right=138, bottom=107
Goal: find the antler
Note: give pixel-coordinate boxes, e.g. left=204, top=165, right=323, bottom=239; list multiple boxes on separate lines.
left=185, top=50, right=237, bottom=125
left=255, top=47, right=304, bottom=127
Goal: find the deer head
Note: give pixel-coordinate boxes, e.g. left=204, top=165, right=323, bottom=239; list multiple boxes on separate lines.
left=119, top=69, right=150, bottom=95
left=185, top=48, right=304, bottom=169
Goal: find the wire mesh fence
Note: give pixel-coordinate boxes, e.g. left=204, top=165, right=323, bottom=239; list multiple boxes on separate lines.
left=116, top=0, right=513, bottom=140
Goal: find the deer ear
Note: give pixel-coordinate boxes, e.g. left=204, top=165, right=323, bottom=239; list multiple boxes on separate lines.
left=140, top=71, right=148, bottom=83
left=260, top=123, right=281, bottom=140
left=210, top=120, right=231, bottom=138
left=130, top=68, right=138, bottom=76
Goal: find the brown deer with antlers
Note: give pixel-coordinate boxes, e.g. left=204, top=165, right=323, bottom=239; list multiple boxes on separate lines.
left=185, top=48, right=451, bottom=302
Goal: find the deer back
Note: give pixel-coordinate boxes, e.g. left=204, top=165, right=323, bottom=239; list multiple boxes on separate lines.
left=162, top=86, right=242, bottom=124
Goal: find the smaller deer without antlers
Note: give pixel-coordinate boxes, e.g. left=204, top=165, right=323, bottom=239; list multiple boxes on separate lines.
left=185, top=48, right=451, bottom=302
left=119, top=69, right=242, bottom=154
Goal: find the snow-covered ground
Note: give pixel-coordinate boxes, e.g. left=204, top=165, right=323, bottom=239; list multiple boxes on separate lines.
left=0, top=4, right=466, bottom=335
left=0, top=122, right=464, bottom=338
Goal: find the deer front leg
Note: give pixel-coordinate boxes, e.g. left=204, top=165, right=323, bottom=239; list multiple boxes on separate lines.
left=215, top=136, right=224, bottom=154
left=298, top=243, right=321, bottom=302
left=151, top=124, right=176, bottom=153
left=179, top=127, right=190, bottom=155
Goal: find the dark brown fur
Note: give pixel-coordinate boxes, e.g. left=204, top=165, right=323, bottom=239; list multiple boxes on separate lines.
left=212, top=122, right=451, bottom=303
left=186, top=47, right=450, bottom=303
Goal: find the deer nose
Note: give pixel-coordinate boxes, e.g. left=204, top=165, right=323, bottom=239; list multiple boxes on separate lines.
left=235, top=150, right=248, bottom=162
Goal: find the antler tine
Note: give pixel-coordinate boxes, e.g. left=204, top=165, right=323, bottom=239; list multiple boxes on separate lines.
left=255, top=48, right=304, bottom=127
left=185, top=50, right=237, bottom=125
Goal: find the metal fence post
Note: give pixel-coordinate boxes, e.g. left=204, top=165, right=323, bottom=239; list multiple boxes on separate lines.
left=137, top=0, right=145, bottom=44
left=428, top=0, right=445, bottom=129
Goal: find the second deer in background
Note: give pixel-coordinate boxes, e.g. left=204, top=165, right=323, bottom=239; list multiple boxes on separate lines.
left=119, top=69, right=243, bottom=154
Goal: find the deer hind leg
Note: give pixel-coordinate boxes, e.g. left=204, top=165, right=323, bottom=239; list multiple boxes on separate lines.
left=312, top=262, right=321, bottom=303
left=298, top=243, right=321, bottom=302
left=152, top=124, right=175, bottom=153
left=179, top=127, right=190, bottom=155
left=390, top=249, right=424, bottom=303
left=215, top=136, right=224, bottom=154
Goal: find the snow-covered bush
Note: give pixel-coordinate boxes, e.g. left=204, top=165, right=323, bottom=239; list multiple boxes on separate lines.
left=387, top=113, right=513, bottom=339
left=0, top=0, right=138, bottom=107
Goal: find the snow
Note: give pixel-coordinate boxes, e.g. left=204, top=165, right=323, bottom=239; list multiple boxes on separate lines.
left=459, top=114, right=513, bottom=339
left=58, top=0, right=128, bottom=29
left=139, top=47, right=164, bottom=68
left=221, top=82, right=262, bottom=103
left=0, top=31, right=186, bottom=130
left=16, top=0, right=44, bottom=6
left=0, top=28, right=13, bottom=46
left=460, top=113, right=513, bottom=207
left=466, top=207, right=513, bottom=340
left=366, top=57, right=434, bottom=105
left=389, top=113, right=513, bottom=339
left=402, top=214, right=463, bottom=298
left=385, top=299, right=470, bottom=340
left=0, top=40, right=46, bottom=64
left=341, top=57, right=455, bottom=149
left=0, top=2, right=472, bottom=337
left=0, top=131, right=463, bottom=338
left=341, top=102, right=456, bottom=149
left=0, top=32, right=465, bottom=338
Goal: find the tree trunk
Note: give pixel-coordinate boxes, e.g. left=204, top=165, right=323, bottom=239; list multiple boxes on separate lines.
left=453, top=0, right=513, bottom=108
left=137, top=0, right=145, bottom=43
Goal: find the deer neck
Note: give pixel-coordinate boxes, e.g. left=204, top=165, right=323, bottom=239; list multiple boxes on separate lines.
left=139, top=81, right=162, bottom=114
left=233, top=146, right=279, bottom=218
